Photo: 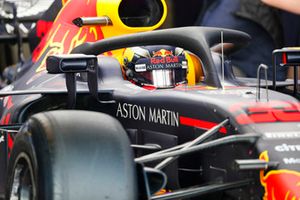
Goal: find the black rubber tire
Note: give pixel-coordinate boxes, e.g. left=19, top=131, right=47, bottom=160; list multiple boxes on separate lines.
left=6, top=110, right=137, bottom=200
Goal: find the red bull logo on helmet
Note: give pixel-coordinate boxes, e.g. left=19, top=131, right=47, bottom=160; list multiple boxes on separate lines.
left=259, top=151, right=300, bottom=200
left=152, top=49, right=174, bottom=57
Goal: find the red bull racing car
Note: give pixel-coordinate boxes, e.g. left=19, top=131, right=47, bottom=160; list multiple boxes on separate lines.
left=0, top=0, right=300, bottom=200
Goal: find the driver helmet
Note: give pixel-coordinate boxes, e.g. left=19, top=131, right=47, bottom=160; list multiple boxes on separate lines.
left=122, top=45, right=188, bottom=88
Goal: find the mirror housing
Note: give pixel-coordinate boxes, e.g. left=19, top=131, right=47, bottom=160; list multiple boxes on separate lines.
left=283, top=52, right=300, bottom=66
left=273, top=48, right=300, bottom=67
left=46, top=54, right=98, bottom=74
left=272, top=48, right=300, bottom=92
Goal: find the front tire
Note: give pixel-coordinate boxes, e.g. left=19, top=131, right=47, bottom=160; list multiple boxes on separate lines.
left=6, top=110, right=138, bottom=200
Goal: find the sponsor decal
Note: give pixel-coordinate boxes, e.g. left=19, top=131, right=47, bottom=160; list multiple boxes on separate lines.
left=148, top=107, right=179, bottom=127
left=116, top=103, right=179, bottom=127
left=152, top=49, right=173, bottom=57
left=0, top=135, right=4, bottom=143
left=264, top=132, right=300, bottom=139
left=135, top=56, right=186, bottom=72
left=283, top=158, right=300, bottom=164
left=260, top=151, right=300, bottom=200
left=117, top=103, right=146, bottom=121
left=135, top=64, right=147, bottom=72
left=148, top=61, right=182, bottom=70
left=150, top=56, right=179, bottom=65
left=275, top=144, right=300, bottom=152
left=116, top=103, right=227, bottom=132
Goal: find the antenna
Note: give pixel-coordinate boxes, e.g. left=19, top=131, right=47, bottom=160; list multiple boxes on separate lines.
left=256, top=64, right=269, bottom=102
left=221, top=30, right=225, bottom=89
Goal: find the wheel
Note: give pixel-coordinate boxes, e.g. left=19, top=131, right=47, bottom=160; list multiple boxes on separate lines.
left=6, top=110, right=138, bottom=200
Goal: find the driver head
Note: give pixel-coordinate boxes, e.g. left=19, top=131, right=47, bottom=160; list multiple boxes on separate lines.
left=123, top=45, right=188, bottom=88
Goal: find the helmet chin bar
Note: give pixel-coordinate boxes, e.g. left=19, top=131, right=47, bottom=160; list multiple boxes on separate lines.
left=152, top=69, right=175, bottom=88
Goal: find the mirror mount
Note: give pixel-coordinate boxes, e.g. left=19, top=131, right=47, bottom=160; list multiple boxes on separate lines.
left=46, top=54, right=98, bottom=108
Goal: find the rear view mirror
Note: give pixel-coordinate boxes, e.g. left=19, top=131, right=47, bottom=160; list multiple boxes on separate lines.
left=283, top=51, right=300, bottom=66
left=46, top=54, right=99, bottom=109
left=46, top=54, right=97, bottom=74
left=272, top=48, right=300, bottom=93
left=273, top=48, right=300, bottom=67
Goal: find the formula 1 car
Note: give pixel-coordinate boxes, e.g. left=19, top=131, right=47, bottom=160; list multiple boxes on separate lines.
left=1, top=1, right=300, bottom=200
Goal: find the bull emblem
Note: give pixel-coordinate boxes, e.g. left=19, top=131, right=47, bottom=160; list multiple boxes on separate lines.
left=260, top=151, right=300, bottom=200
left=152, top=49, right=173, bottom=57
